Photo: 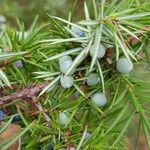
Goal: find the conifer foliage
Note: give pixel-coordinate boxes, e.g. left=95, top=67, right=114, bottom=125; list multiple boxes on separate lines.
left=0, top=0, right=150, bottom=149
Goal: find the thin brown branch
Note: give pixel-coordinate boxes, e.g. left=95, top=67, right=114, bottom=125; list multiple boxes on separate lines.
left=0, top=82, right=48, bottom=105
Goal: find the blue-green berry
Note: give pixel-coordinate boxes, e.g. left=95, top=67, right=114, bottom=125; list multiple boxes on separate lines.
left=116, top=58, right=133, bottom=74
left=86, top=73, right=100, bottom=86
left=90, top=43, right=106, bottom=59
left=71, top=26, right=85, bottom=37
left=91, top=92, right=107, bottom=107
left=59, top=55, right=72, bottom=66
left=59, top=59, right=75, bottom=74
left=59, top=112, right=68, bottom=125
left=60, top=75, right=74, bottom=88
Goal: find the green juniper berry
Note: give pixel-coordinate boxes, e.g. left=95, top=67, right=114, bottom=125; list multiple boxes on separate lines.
left=59, top=112, right=68, bottom=126
left=91, top=92, right=107, bottom=107
left=59, top=58, right=75, bottom=74
left=59, top=55, right=72, bottom=65
left=86, top=73, right=100, bottom=86
left=60, top=75, right=74, bottom=88
left=116, top=57, right=133, bottom=74
left=90, top=43, right=106, bottom=59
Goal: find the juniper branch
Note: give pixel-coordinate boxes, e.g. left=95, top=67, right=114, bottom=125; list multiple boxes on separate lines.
left=0, top=82, right=48, bottom=105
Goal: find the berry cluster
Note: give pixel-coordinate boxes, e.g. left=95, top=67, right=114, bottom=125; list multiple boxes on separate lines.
left=57, top=26, right=133, bottom=127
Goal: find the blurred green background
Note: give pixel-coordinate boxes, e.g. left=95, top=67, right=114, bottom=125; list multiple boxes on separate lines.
left=0, top=0, right=86, bottom=28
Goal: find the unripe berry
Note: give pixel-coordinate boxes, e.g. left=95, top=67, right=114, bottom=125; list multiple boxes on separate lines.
left=59, top=59, right=75, bottom=74
left=59, top=55, right=72, bottom=66
left=90, top=43, right=106, bottom=59
left=59, top=112, right=68, bottom=125
left=91, top=92, right=107, bottom=107
left=86, top=73, right=100, bottom=86
left=60, top=75, right=74, bottom=88
left=116, top=58, right=133, bottom=74
left=71, top=26, right=85, bottom=37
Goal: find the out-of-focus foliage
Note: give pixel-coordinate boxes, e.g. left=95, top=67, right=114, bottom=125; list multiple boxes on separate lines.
left=0, top=0, right=85, bottom=27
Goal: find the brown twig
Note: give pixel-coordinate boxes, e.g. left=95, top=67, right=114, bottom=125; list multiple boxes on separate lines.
left=0, top=82, right=48, bottom=105
left=32, top=96, right=50, bottom=123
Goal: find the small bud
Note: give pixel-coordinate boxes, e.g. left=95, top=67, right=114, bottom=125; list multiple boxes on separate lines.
left=59, top=112, right=68, bottom=125
left=86, top=73, right=100, bottom=86
left=116, top=58, right=133, bottom=74
left=91, top=92, right=107, bottom=107
left=60, top=75, right=74, bottom=88
left=90, top=43, right=106, bottom=59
